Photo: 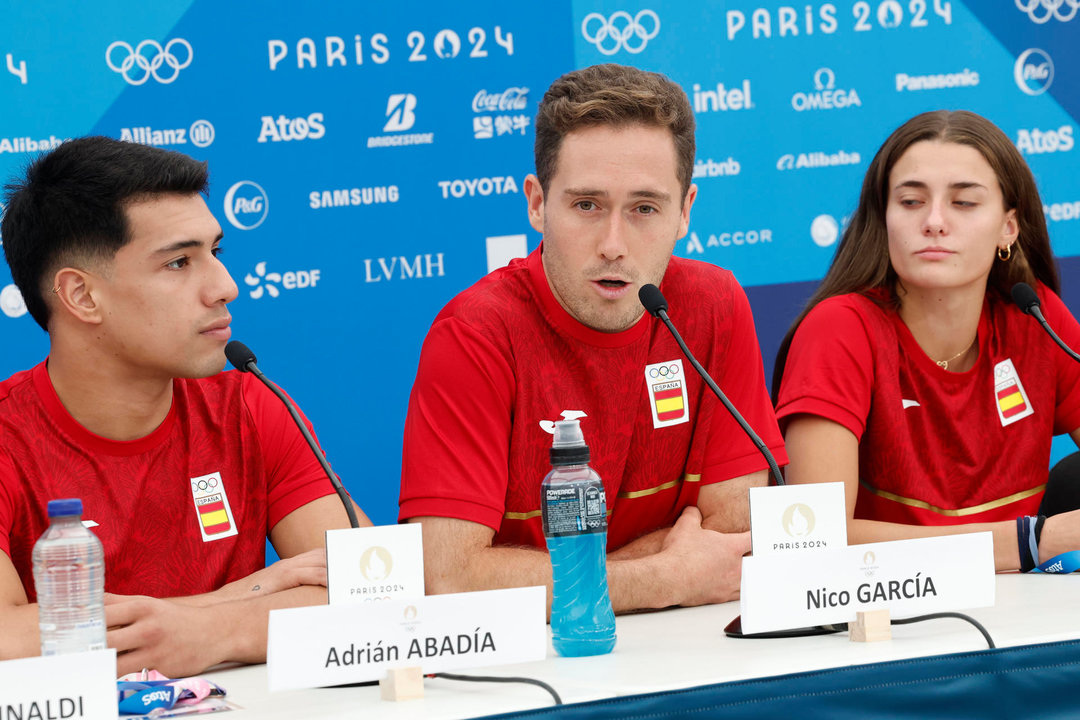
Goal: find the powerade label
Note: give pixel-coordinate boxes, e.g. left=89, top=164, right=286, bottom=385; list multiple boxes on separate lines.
left=542, top=483, right=607, bottom=538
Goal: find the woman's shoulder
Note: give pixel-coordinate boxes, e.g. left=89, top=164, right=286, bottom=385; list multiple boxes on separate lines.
left=803, top=290, right=893, bottom=331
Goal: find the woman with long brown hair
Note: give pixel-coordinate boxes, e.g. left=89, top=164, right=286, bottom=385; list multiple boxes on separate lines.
left=773, top=110, right=1080, bottom=572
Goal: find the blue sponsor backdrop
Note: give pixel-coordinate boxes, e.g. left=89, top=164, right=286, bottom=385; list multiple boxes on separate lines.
left=1, top=1, right=1077, bottom=526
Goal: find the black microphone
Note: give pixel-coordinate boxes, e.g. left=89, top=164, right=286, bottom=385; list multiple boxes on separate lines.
left=225, top=340, right=360, bottom=528
left=639, top=284, right=784, bottom=485
left=1011, top=282, right=1080, bottom=363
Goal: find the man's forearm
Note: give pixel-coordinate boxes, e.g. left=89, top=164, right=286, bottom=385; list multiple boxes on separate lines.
left=0, top=604, right=40, bottom=662
left=208, top=585, right=328, bottom=664
left=428, top=542, right=680, bottom=614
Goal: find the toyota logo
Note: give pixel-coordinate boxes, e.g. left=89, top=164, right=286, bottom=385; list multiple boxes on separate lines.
left=106, top=39, right=193, bottom=85
left=581, top=10, right=660, bottom=55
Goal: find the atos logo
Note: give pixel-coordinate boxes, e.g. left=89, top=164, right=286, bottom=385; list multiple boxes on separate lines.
left=258, top=113, right=326, bottom=142
left=244, top=261, right=321, bottom=300
left=1014, top=48, right=1054, bottom=95
left=1016, top=125, right=1074, bottom=155
left=223, top=181, right=268, bottom=231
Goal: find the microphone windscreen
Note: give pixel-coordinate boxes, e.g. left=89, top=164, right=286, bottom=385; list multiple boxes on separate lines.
left=1041, top=454, right=1080, bottom=516
left=225, top=340, right=257, bottom=372
left=1011, top=282, right=1040, bottom=315
left=638, top=284, right=668, bottom=317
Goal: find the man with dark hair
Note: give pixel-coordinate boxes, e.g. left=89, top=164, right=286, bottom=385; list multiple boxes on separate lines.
left=0, top=136, right=369, bottom=674
left=399, top=64, right=785, bottom=610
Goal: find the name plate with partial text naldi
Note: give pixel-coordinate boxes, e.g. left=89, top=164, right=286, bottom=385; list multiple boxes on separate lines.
left=740, top=532, right=995, bottom=634
left=326, top=523, right=424, bottom=604
left=0, top=649, right=117, bottom=720
left=267, top=586, right=547, bottom=691
left=749, top=482, right=847, bottom=556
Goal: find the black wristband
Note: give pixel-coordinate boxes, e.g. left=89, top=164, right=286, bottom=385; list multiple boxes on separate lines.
left=1018, top=515, right=1036, bottom=573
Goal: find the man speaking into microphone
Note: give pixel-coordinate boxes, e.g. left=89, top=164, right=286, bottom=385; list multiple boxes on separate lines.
left=0, top=137, right=370, bottom=674
left=399, top=64, right=786, bottom=611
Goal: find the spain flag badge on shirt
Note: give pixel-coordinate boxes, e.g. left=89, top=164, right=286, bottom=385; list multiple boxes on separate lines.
left=993, top=358, right=1034, bottom=427
left=190, top=472, right=239, bottom=541
left=645, top=359, right=691, bottom=429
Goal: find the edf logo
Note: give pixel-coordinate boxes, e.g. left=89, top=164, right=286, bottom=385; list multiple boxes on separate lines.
left=223, top=181, right=269, bottom=230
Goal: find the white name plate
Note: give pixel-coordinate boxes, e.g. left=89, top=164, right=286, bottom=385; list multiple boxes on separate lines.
left=267, top=586, right=547, bottom=691
left=749, top=482, right=847, bottom=556
left=326, top=523, right=424, bottom=604
left=740, top=532, right=995, bottom=634
left=0, top=649, right=117, bottom=720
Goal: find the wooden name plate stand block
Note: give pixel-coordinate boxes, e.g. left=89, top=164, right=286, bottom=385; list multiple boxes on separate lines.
left=850, top=609, right=892, bottom=643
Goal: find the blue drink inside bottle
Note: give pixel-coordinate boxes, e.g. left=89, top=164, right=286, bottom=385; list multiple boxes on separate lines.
left=542, top=420, right=616, bottom=657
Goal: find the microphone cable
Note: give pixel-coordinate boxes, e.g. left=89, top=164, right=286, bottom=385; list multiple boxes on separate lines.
left=891, top=611, right=995, bottom=649
left=430, top=672, right=563, bottom=705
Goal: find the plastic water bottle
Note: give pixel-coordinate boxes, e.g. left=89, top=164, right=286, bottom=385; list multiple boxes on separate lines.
left=32, top=498, right=107, bottom=655
left=542, top=420, right=616, bottom=657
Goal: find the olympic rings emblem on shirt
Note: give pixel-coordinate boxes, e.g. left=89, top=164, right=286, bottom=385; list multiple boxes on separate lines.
left=581, top=10, right=660, bottom=56
left=106, top=39, right=193, bottom=85
left=1015, top=0, right=1080, bottom=23
left=191, top=476, right=220, bottom=492
left=648, top=364, right=680, bottom=379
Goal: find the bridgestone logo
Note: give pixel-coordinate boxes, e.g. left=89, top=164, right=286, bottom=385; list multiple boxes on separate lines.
left=367, top=133, right=433, bottom=148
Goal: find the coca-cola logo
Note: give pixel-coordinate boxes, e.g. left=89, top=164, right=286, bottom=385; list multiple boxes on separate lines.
left=472, top=87, right=529, bottom=113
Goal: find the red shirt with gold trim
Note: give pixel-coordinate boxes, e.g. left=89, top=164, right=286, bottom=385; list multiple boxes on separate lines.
left=0, top=362, right=337, bottom=601
left=398, top=246, right=786, bottom=550
left=775, top=285, right=1080, bottom=524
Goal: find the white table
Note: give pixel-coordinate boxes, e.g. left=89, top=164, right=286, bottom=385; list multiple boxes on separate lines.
left=204, top=574, right=1080, bottom=719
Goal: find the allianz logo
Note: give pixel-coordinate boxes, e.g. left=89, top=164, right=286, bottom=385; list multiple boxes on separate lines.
left=791, top=68, right=860, bottom=112
left=437, top=176, right=519, bottom=199
left=693, top=158, right=740, bottom=178
left=120, top=120, right=215, bottom=148
left=258, top=113, right=325, bottom=142
left=1017, top=126, right=1073, bottom=155
left=777, top=150, right=861, bottom=170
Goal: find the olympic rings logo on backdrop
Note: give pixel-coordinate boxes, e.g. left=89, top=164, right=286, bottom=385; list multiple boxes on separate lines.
left=581, top=10, right=660, bottom=55
left=648, top=364, right=680, bottom=379
left=106, top=39, right=193, bottom=85
left=1015, top=0, right=1079, bottom=23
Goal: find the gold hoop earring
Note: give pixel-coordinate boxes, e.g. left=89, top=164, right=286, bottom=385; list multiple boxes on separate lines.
left=998, top=245, right=1012, bottom=262
left=50, top=286, right=60, bottom=294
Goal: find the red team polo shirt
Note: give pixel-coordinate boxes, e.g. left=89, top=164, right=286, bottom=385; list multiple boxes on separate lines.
left=776, top=285, right=1080, bottom=525
left=0, top=362, right=336, bottom=601
left=399, top=246, right=786, bottom=550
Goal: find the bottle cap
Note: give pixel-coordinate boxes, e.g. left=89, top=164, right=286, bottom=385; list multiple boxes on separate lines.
left=550, top=419, right=590, bottom=465
left=47, top=498, right=83, bottom=517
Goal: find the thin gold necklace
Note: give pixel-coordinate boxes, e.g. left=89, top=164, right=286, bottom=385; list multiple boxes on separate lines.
left=935, top=336, right=977, bottom=370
